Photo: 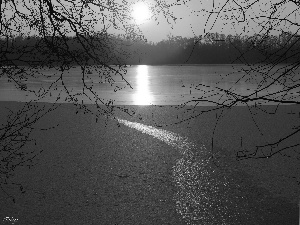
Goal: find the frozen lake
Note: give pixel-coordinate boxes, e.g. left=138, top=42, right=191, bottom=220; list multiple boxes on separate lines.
left=1, top=64, right=300, bottom=105
left=0, top=65, right=299, bottom=224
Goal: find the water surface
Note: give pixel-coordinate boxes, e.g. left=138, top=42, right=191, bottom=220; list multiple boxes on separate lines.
left=0, top=64, right=299, bottom=224
left=1, top=64, right=300, bottom=105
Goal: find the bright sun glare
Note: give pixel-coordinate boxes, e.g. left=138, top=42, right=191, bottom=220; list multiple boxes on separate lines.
left=132, top=2, right=151, bottom=24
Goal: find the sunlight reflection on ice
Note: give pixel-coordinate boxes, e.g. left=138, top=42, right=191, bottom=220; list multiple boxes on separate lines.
left=117, top=118, right=195, bottom=156
left=133, top=65, right=154, bottom=105
left=116, top=118, right=253, bottom=225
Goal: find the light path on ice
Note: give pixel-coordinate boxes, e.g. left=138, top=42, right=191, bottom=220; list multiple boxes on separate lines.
left=116, top=118, right=196, bottom=157
left=115, top=118, right=250, bottom=225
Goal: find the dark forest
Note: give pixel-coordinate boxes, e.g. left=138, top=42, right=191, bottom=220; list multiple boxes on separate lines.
left=1, top=31, right=299, bottom=66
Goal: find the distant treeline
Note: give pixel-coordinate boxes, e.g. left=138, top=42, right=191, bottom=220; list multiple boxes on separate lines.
left=1, top=31, right=299, bottom=66
left=125, top=32, right=300, bottom=65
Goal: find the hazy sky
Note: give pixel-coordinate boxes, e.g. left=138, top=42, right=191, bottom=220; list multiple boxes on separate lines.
left=2, top=0, right=299, bottom=42
left=131, top=0, right=300, bottom=42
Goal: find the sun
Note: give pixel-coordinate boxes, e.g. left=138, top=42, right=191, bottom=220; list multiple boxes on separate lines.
left=132, top=2, right=151, bottom=24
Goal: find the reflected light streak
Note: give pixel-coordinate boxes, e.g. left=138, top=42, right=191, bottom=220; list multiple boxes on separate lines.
left=117, top=117, right=253, bottom=224
left=134, top=65, right=154, bottom=105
